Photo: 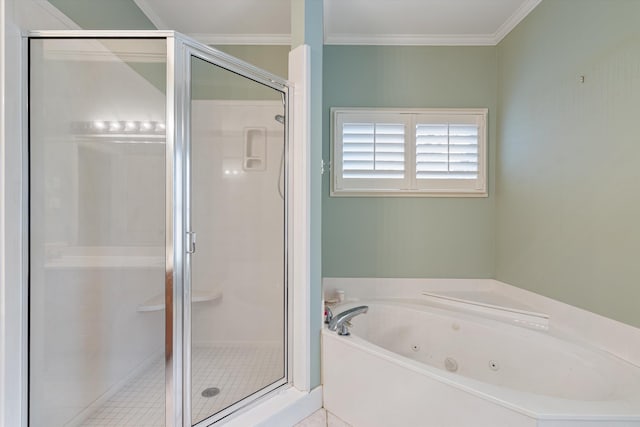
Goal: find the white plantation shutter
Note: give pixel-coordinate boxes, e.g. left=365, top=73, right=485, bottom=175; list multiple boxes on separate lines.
left=415, top=123, right=479, bottom=179
left=334, top=111, right=411, bottom=191
left=342, top=122, right=405, bottom=179
left=332, top=108, right=487, bottom=196
left=414, top=111, right=486, bottom=194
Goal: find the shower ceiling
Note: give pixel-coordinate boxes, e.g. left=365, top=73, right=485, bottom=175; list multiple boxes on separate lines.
left=131, top=0, right=542, bottom=45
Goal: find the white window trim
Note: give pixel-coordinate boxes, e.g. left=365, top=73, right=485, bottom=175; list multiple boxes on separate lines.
left=330, top=107, right=488, bottom=198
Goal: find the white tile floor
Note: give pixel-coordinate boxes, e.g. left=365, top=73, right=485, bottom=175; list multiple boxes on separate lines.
left=80, top=344, right=283, bottom=426
left=294, top=409, right=352, bottom=427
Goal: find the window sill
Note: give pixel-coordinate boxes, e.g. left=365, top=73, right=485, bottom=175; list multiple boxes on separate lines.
left=330, top=189, right=488, bottom=198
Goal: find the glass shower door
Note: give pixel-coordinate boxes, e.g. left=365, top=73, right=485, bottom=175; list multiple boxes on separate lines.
left=187, top=53, right=288, bottom=425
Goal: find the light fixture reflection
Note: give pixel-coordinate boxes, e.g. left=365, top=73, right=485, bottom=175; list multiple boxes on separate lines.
left=79, top=120, right=166, bottom=135
left=73, top=120, right=167, bottom=144
left=222, top=158, right=243, bottom=178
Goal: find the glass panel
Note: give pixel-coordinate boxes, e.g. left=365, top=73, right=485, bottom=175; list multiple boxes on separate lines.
left=189, top=55, right=286, bottom=425
left=29, top=38, right=167, bottom=427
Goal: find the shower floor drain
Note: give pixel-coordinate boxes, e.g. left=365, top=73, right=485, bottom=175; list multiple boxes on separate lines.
left=201, top=387, right=221, bottom=398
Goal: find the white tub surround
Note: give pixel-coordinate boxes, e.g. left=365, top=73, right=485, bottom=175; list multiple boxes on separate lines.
left=322, top=278, right=640, bottom=427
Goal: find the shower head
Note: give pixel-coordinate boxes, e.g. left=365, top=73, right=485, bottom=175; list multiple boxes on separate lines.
left=274, top=114, right=285, bottom=125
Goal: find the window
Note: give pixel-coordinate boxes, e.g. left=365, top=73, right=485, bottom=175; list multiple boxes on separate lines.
left=331, top=108, right=487, bottom=197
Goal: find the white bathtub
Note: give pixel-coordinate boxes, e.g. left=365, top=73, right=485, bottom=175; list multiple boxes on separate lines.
left=322, top=299, right=640, bottom=427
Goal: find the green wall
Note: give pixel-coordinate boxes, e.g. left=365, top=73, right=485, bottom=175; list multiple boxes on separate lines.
left=47, top=1, right=291, bottom=100
left=48, top=0, right=155, bottom=29
left=192, top=46, right=289, bottom=101
left=214, top=45, right=289, bottom=78
left=496, top=0, right=640, bottom=327
left=322, top=46, right=497, bottom=278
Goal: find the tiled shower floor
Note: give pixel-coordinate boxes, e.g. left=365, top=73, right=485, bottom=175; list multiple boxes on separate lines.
left=80, top=345, right=283, bottom=426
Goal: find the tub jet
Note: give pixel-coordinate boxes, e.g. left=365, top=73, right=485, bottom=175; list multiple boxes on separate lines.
left=444, top=357, right=458, bottom=372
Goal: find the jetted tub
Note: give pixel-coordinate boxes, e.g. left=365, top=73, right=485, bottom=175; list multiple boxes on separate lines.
left=322, top=299, right=640, bottom=427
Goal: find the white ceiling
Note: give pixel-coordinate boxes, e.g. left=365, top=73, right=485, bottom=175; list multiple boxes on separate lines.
left=133, top=0, right=292, bottom=45
left=133, top=0, right=542, bottom=46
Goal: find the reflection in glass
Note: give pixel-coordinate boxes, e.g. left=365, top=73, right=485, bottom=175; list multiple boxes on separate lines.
left=29, top=38, right=167, bottom=427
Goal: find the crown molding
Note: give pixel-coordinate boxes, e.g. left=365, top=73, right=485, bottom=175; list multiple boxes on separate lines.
left=324, top=0, right=542, bottom=46
left=133, top=0, right=169, bottom=29
left=324, top=33, right=496, bottom=46
left=132, top=0, right=540, bottom=47
left=188, top=33, right=291, bottom=46
left=44, top=49, right=166, bottom=62
left=41, top=37, right=167, bottom=62
left=43, top=49, right=166, bottom=62
left=492, top=0, right=543, bottom=43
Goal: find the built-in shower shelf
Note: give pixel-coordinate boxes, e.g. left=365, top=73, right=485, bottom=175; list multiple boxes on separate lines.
left=137, top=289, right=222, bottom=312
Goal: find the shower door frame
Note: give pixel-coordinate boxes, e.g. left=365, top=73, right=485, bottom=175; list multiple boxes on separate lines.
left=175, top=34, right=292, bottom=427
left=23, top=30, right=294, bottom=427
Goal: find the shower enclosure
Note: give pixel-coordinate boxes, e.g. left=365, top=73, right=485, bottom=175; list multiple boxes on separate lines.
left=27, top=32, right=290, bottom=427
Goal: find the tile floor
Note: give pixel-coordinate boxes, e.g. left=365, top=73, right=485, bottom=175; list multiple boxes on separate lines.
left=294, top=409, right=352, bottom=427
left=80, top=344, right=283, bottom=426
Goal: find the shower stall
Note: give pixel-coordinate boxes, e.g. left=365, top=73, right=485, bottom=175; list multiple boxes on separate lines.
left=27, top=31, right=292, bottom=427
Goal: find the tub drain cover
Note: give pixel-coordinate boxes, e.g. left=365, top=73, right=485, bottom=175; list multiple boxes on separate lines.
left=201, top=387, right=221, bottom=398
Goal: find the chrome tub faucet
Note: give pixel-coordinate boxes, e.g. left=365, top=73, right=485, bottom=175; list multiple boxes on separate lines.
left=328, top=305, right=368, bottom=336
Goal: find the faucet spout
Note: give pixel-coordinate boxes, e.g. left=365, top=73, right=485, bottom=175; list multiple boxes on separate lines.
left=328, top=305, right=368, bottom=336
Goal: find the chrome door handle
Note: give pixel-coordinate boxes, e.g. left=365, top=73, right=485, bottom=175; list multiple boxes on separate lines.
left=186, top=231, right=196, bottom=254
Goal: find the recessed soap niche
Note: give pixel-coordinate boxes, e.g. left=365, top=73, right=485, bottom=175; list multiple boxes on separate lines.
left=243, top=127, right=266, bottom=171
